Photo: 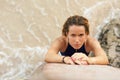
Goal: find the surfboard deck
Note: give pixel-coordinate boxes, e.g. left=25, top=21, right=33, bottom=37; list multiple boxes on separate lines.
left=42, top=63, right=120, bottom=80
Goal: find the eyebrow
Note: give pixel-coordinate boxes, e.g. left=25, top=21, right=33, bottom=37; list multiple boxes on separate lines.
left=71, top=33, right=84, bottom=35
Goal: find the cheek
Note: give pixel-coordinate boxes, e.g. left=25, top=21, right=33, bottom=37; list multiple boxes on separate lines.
left=77, top=37, right=86, bottom=43
left=67, top=37, right=74, bottom=44
left=83, top=36, right=86, bottom=40
left=68, top=36, right=72, bottom=41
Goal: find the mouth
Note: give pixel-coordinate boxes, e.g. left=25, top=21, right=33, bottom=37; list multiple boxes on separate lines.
left=75, top=44, right=80, bottom=46
left=74, top=44, right=80, bottom=48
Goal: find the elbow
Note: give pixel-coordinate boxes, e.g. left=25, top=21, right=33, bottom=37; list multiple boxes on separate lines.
left=105, top=55, right=109, bottom=65
left=105, top=58, right=109, bottom=65
left=44, top=58, right=48, bottom=63
left=103, top=57, right=109, bottom=65
left=44, top=54, right=50, bottom=63
left=45, top=58, right=50, bottom=63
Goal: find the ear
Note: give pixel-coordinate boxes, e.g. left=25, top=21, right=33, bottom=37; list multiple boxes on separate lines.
left=66, top=32, right=68, bottom=36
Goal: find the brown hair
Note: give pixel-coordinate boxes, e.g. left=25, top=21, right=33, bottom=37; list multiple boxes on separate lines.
left=62, top=15, right=89, bottom=36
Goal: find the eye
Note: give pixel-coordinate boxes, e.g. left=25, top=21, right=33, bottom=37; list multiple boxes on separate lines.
left=79, top=34, right=84, bottom=37
left=71, top=34, right=76, bottom=37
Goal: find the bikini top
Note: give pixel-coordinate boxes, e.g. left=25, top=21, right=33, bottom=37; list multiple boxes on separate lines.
left=60, top=43, right=89, bottom=57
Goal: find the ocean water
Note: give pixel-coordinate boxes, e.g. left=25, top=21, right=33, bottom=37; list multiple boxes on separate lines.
left=0, top=45, right=48, bottom=80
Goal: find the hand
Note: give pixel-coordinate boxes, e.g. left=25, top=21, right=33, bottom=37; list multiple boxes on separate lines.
left=63, top=56, right=75, bottom=65
left=71, top=53, right=89, bottom=65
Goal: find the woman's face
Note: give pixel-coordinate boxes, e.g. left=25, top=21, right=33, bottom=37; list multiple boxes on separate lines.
left=67, top=25, right=88, bottom=49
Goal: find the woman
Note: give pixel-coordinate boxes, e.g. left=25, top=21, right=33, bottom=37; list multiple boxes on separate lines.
left=45, top=15, right=109, bottom=65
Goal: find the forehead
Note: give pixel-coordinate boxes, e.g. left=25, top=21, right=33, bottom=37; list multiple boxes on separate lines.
left=68, top=25, right=85, bottom=34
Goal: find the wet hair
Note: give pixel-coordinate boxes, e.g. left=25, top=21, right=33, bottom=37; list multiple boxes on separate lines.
left=62, top=15, right=89, bottom=36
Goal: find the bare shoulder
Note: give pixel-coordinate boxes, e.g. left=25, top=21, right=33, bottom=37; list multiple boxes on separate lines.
left=86, top=36, right=101, bottom=50
left=50, top=36, right=66, bottom=50
left=87, top=36, right=98, bottom=43
left=55, top=36, right=66, bottom=45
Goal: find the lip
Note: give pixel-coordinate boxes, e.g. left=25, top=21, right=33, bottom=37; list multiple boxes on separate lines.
left=75, top=44, right=80, bottom=46
left=74, top=44, right=80, bottom=47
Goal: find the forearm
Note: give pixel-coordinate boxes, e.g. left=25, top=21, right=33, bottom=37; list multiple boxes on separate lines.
left=88, top=56, right=109, bottom=65
left=45, top=53, right=64, bottom=63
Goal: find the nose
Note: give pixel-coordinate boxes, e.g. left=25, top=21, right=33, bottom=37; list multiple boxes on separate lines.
left=75, top=37, right=80, bottom=43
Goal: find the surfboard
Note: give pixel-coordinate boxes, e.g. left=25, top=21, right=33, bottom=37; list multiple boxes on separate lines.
left=42, top=63, right=120, bottom=80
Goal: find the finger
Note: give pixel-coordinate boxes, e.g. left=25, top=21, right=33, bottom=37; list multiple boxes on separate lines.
left=71, top=53, right=80, bottom=58
left=70, top=58, right=75, bottom=65
left=67, top=60, right=75, bottom=65
left=80, top=60, right=88, bottom=65
left=71, top=57, right=76, bottom=61
left=70, top=61, right=75, bottom=65
left=78, top=57, right=83, bottom=61
left=74, top=60, right=82, bottom=65
left=72, top=56, right=82, bottom=61
left=81, top=57, right=89, bottom=62
left=65, top=57, right=75, bottom=65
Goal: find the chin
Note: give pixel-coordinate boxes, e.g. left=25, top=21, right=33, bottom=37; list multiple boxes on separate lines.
left=76, top=48, right=80, bottom=49
left=73, top=46, right=81, bottom=49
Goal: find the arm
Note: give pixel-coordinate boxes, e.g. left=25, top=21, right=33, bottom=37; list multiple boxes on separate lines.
left=45, top=37, right=75, bottom=64
left=45, top=38, right=64, bottom=63
left=71, top=37, right=109, bottom=65
left=87, top=37, right=109, bottom=65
